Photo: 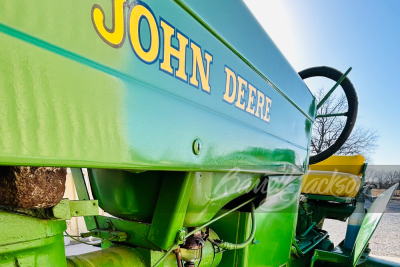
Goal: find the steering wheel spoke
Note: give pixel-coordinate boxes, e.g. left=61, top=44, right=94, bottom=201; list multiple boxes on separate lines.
left=316, top=112, right=349, bottom=118
left=317, top=67, right=352, bottom=109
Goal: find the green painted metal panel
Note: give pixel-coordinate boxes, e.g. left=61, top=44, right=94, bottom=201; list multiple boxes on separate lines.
left=95, top=216, right=160, bottom=250
left=310, top=249, right=348, bottom=267
left=0, top=211, right=66, bottom=247
left=0, top=235, right=67, bottom=267
left=351, top=183, right=399, bottom=267
left=148, top=172, right=194, bottom=250
left=0, top=210, right=67, bottom=267
left=211, top=176, right=302, bottom=267
left=176, top=0, right=316, bottom=119
left=184, top=172, right=263, bottom=226
left=66, top=245, right=149, bottom=267
left=236, top=211, right=252, bottom=267
left=209, top=211, right=241, bottom=267
left=71, top=168, right=98, bottom=230
left=0, top=0, right=313, bottom=173
left=243, top=176, right=303, bottom=267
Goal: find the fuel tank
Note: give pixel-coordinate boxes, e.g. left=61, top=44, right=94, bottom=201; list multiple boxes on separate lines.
left=89, top=168, right=265, bottom=226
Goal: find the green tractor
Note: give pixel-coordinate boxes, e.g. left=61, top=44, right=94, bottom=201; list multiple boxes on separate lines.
left=0, top=1, right=397, bottom=267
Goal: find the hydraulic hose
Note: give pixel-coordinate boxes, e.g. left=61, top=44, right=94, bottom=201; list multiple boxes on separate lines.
left=209, top=202, right=256, bottom=250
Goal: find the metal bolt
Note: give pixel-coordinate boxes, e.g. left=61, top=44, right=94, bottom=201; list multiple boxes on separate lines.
left=193, top=139, right=201, bottom=155
left=104, top=220, right=112, bottom=229
left=176, top=230, right=186, bottom=244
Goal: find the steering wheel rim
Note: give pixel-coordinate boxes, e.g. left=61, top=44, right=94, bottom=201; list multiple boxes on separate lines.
left=299, top=66, right=358, bottom=165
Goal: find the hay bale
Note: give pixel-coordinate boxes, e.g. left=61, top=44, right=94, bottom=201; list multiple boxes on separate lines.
left=0, top=167, right=66, bottom=209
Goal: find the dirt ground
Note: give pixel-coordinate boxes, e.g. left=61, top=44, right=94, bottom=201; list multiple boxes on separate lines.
left=372, top=189, right=400, bottom=198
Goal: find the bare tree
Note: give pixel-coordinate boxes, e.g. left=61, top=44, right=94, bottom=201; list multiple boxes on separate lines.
left=310, top=89, right=378, bottom=162
left=372, top=170, right=400, bottom=190
left=363, top=168, right=399, bottom=196
left=364, top=167, right=377, bottom=183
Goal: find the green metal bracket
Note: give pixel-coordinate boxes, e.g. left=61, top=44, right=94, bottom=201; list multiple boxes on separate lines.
left=317, top=67, right=352, bottom=110
left=292, top=238, right=304, bottom=257
left=299, top=222, right=317, bottom=240
left=82, top=229, right=127, bottom=242
left=0, top=199, right=99, bottom=221
left=148, top=172, right=194, bottom=250
left=81, top=219, right=127, bottom=243
left=175, top=230, right=186, bottom=245
left=95, top=216, right=160, bottom=250
left=52, top=199, right=99, bottom=220
left=310, top=249, right=349, bottom=267
left=70, top=168, right=98, bottom=230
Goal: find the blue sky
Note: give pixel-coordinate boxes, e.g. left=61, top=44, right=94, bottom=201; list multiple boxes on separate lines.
left=244, top=0, right=400, bottom=164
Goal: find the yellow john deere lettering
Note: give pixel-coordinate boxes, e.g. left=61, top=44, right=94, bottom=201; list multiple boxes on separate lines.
left=91, top=0, right=127, bottom=48
left=223, top=66, right=272, bottom=122
left=91, top=1, right=272, bottom=122
left=92, top=0, right=213, bottom=93
left=129, top=4, right=160, bottom=63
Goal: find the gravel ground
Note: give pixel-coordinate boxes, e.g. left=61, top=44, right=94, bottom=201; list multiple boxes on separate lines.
left=323, top=199, right=400, bottom=257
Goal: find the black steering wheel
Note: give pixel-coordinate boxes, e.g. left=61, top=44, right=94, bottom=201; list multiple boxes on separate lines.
left=299, top=66, right=358, bottom=165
